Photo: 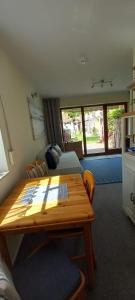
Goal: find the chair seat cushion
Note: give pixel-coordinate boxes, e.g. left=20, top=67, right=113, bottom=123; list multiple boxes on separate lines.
left=13, top=242, right=81, bottom=300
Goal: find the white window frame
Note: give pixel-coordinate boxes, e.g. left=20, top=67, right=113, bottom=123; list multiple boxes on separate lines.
left=0, top=96, right=13, bottom=179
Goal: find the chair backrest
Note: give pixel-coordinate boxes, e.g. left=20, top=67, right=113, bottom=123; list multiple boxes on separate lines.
left=83, top=170, right=95, bottom=204
left=25, top=160, right=48, bottom=178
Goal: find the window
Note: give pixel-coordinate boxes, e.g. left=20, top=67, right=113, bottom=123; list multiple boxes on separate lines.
left=0, top=129, right=9, bottom=178
left=0, top=97, right=12, bottom=179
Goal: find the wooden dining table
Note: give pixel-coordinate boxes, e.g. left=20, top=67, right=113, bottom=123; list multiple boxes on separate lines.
left=0, top=173, right=96, bottom=287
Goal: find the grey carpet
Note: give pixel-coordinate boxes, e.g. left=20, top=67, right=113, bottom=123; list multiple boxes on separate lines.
left=88, top=183, right=135, bottom=300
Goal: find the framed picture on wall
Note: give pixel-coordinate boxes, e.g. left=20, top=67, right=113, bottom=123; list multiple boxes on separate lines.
left=27, top=94, right=45, bottom=140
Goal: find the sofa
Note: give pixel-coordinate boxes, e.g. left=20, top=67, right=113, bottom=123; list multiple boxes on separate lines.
left=36, top=145, right=83, bottom=176
left=47, top=151, right=83, bottom=175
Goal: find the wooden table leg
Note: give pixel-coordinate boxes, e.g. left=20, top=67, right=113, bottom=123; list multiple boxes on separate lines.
left=83, top=223, right=96, bottom=288
left=0, top=234, right=12, bottom=270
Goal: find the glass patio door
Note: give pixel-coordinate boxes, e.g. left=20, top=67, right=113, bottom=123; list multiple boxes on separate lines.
left=84, top=106, right=105, bottom=155
left=61, top=103, right=126, bottom=156
left=106, top=104, right=125, bottom=152
left=61, top=107, right=84, bottom=153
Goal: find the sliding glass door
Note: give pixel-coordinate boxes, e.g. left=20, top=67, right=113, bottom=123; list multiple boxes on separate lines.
left=84, top=106, right=105, bottom=154
left=107, top=104, right=125, bottom=152
left=61, top=108, right=84, bottom=153
left=61, top=103, right=126, bottom=156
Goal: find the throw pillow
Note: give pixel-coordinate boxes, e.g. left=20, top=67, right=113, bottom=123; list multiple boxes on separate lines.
left=50, top=148, right=59, bottom=164
left=52, top=144, right=62, bottom=156
left=45, top=149, right=57, bottom=169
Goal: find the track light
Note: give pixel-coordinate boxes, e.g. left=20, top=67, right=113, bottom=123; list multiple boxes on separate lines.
left=91, top=79, right=113, bottom=88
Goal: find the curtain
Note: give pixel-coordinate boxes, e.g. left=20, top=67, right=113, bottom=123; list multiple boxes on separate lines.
left=42, top=98, right=63, bottom=149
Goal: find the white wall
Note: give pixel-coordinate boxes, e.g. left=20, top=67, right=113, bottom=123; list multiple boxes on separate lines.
left=133, top=48, right=135, bottom=66
left=132, top=48, right=135, bottom=111
left=0, top=49, right=47, bottom=261
left=61, top=91, right=129, bottom=108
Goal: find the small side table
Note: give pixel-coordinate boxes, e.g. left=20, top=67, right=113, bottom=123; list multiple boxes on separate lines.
left=64, top=141, right=83, bottom=159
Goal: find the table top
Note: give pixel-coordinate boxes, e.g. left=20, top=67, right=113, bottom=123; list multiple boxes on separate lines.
left=0, top=174, right=95, bottom=233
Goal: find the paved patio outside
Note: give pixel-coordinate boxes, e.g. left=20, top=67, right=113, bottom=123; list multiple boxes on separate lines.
left=84, top=142, right=105, bottom=154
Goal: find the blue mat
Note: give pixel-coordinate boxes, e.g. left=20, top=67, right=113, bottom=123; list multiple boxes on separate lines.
left=80, top=156, right=122, bottom=184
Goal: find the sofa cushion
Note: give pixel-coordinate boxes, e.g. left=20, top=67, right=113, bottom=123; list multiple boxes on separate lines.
left=37, top=147, right=83, bottom=176
left=48, top=151, right=83, bottom=176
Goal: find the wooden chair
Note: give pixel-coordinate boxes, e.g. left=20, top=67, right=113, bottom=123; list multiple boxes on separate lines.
left=83, top=170, right=96, bottom=268
left=0, top=236, right=86, bottom=300
left=14, top=242, right=86, bottom=300
left=49, top=169, right=95, bottom=238
left=83, top=170, right=95, bottom=204
left=19, top=170, right=96, bottom=287
left=25, top=160, right=48, bottom=178
left=48, top=170, right=96, bottom=283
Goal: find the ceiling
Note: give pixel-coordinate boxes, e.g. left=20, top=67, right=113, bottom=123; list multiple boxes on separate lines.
left=0, top=0, right=134, bottom=97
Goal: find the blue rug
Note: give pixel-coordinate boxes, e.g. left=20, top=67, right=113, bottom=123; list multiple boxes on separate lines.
left=80, top=156, right=122, bottom=184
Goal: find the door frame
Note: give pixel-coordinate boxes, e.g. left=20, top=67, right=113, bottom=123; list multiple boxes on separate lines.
left=61, top=102, right=127, bottom=156
left=104, top=102, right=127, bottom=155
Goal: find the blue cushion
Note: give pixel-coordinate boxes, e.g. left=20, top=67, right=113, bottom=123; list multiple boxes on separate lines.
left=13, top=242, right=81, bottom=300
left=50, top=147, right=59, bottom=164
left=45, top=149, right=57, bottom=169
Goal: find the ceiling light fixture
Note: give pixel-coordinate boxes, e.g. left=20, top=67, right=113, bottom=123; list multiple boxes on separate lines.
left=91, top=79, right=113, bottom=88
